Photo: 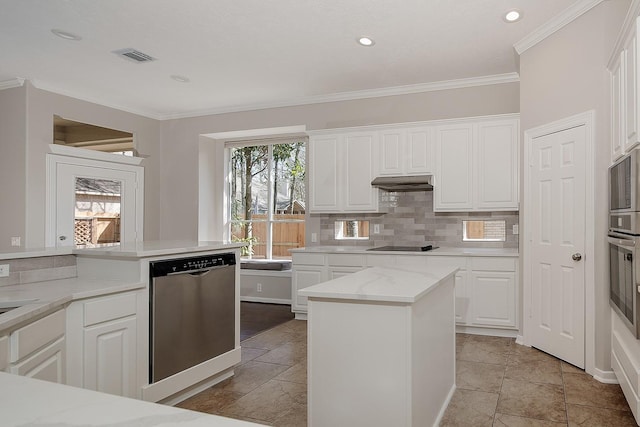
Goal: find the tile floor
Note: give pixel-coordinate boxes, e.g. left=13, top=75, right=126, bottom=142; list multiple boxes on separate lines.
left=177, top=320, right=637, bottom=426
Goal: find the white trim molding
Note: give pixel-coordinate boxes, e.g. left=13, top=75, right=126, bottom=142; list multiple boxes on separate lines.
left=48, top=144, right=144, bottom=166
left=522, top=110, right=596, bottom=376
left=514, top=0, right=605, bottom=54
left=0, top=78, right=25, bottom=91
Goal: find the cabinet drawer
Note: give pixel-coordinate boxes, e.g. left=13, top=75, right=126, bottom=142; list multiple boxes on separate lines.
left=469, top=257, right=516, bottom=272
left=428, top=256, right=467, bottom=270
left=10, top=309, right=65, bottom=363
left=293, top=253, right=326, bottom=266
left=327, top=254, right=366, bottom=267
left=84, top=292, right=137, bottom=327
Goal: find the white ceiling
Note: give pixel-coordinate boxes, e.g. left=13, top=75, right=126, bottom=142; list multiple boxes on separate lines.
left=0, top=0, right=589, bottom=119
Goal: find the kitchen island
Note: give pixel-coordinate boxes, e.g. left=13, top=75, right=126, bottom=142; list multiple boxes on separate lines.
left=299, top=265, right=457, bottom=427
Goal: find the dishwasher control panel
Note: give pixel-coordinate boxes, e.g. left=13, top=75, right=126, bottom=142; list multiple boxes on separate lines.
left=150, top=253, right=236, bottom=277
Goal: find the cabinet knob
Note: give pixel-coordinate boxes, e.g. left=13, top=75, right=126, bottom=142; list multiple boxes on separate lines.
left=572, top=253, right=582, bottom=261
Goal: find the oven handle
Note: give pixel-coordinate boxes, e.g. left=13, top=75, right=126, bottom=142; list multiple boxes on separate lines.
left=607, top=234, right=638, bottom=247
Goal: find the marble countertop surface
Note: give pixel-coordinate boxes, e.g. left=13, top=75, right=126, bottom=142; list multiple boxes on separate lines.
left=0, top=277, right=144, bottom=332
left=290, top=245, right=518, bottom=257
left=0, top=241, right=246, bottom=261
left=74, top=240, right=245, bottom=258
left=0, top=372, right=262, bottom=427
left=298, top=265, right=457, bottom=303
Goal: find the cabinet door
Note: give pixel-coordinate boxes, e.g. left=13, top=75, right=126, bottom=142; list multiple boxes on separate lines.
left=309, top=136, right=340, bottom=212
left=476, top=120, right=519, bottom=210
left=344, top=133, right=378, bottom=212
left=469, top=271, right=516, bottom=328
left=328, top=266, right=363, bottom=280
left=378, top=129, right=404, bottom=176
left=10, top=337, right=65, bottom=383
left=625, top=29, right=639, bottom=151
left=406, top=126, right=434, bottom=174
left=434, top=124, right=473, bottom=211
left=84, top=316, right=137, bottom=398
left=612, top=54, right=625, bottom=162
left=454, top=270, right=469, bottom=324
left=292, top=266, right=326, bottom=312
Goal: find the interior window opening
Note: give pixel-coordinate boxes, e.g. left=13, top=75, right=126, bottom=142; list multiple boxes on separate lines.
left=53, top=115, right=136, bottom=156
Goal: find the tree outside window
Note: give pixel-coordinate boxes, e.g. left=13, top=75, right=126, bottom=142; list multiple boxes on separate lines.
left=229, top=141, right=306, bottom=259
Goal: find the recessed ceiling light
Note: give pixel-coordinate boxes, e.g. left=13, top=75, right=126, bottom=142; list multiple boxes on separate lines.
left=170, top=75, right=190, bottom=83
left=51, top=29, right=82, bottom=41
left=357, top=36, right=375, bottom=47
left=503, top=9, right=522, bottom=23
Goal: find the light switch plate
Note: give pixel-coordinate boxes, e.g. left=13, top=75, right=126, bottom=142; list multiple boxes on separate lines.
left=0, top=264, right=9, bottom=278
left=512, top=225, right=519, bottom=235
left=373, top=224, right=380, bottom=234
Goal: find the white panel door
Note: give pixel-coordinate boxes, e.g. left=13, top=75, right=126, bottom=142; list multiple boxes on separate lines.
left=11, top=337, right=65, bottom=383
left=309, top=136, right=339, bottom=212
left=344, top=133, right=378, bottom=211
left=470, top=271, right=516, bottom=327
left=292, top=267, right=325, bottom=311
left=84, top=317, right=137, bottom=397
left=530, top=126, right=586, bottom=368
left=434, top=124, right=473, bottom=211
left=48, top=155, right=142, bottom=247
left=476, top=120, right=519, bottom=210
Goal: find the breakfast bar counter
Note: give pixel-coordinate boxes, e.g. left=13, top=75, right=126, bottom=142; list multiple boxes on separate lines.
left=299, top=265, right=457, bottom=427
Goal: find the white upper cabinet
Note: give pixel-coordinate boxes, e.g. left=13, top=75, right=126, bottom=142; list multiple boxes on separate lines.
left=612, top=52, right=625, bottom=162
left=434, top=123, right=474, bottom=211
left=624, top=29, right=638, bottom=152
left=476, top=120, right=519, bottom=210
left=435, top=118, right=519, bottom=212
left=378, top=126, right=434, bottom=176
left=309, top=132, right=378, bottom=213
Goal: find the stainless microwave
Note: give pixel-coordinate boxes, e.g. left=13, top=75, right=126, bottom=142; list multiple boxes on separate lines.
left=610, top=149, right=640, bottom=212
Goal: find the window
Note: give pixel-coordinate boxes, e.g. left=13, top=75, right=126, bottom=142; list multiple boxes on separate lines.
left=228, top=141, right=306, bottom=259
left=462, top=220, right=506, bottom=242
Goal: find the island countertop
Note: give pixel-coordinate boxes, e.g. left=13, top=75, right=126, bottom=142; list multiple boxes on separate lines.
left=0, top=372, right=262, bottom=427
left=290, top=245, right=518, bottom=257
left=298, top=265, right=458, bottom=303
left=74, top=240, right=245, bottom=258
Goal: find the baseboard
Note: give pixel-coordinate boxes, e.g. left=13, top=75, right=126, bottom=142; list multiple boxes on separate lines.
left=240, top=296, right=292, bottom=305
left=515, top=334, right=524, bottom=345
left=294, top=312, right=308, bottom=320
left=592, top=367, right=618, bottom=384
left=455, top=325, right=518, bottom=338
left=433, top=384, right=456, bottom=427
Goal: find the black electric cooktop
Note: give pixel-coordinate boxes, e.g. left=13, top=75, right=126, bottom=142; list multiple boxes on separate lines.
left=366, top=245, right=439, bottom=252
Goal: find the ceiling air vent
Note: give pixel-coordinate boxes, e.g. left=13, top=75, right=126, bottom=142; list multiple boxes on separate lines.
left=112, top=48, right=156, bottom=63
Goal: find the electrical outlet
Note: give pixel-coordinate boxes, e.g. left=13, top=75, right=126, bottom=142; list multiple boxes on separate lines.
left=512, top=225, right=519, bottom=235
left=10, top=237, right=20, bottom=247
left=373, top=224, right=380, bottom=234
left=311, top=233, right=318, bottom=243
left=0, top=264, right=9, bottom=278
left=257, top=283, right=263, bottom=292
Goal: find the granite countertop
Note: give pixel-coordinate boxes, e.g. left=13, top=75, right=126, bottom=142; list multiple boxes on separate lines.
left=298, top=265, right=457, bottom=303
left=0, top=277, right=144, bottom=332
left=0, top=372, right=263, bottom=427
left=0, top=247, right=73, bottom=260
left=290, top=245, right=518, bottom=257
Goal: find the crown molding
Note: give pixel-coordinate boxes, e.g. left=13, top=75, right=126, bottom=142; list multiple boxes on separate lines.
left=0, top=78, right=25, bottom=91
left=158, top=72, right=520, bottom=120
left=608, top=0, right=640, bottom=69
left=514, top=0, right=605, bottom=55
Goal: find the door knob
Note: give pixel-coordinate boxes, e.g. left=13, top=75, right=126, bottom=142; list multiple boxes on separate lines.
left=572, top=253, right=582, bottom=261
left=58, top=235, right=67, bottom=241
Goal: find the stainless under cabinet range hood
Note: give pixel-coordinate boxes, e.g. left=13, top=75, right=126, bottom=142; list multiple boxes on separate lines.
left=370, top=175, right=433, bottom=192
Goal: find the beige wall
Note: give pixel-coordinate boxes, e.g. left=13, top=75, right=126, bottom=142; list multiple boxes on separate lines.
left=0, top=83, right=162, bottom=248
left=160, top=82, right=520, bottom=241
left=519, top=0, right=631, bottom=374
left=0, top=85, right=27, bottom=250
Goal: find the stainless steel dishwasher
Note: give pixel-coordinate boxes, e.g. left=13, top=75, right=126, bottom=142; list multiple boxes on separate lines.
left=149, top=253, right=236, bottom=383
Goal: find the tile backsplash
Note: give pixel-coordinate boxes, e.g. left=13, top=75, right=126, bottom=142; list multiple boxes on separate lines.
left=318, top=191, right=518, bottom=248
left=0, top=255, right=77, bottom=287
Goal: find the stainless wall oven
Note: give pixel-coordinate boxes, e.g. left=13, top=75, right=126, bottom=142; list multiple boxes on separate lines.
left=609, top=149, right=640, bottom=338
left=608, top=231, right=640, bottom=337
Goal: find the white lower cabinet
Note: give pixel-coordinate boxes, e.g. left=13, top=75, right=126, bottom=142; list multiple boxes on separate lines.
left=292, top=252, right=518, bottom=330
left=8, top=309, right=66, bottom=384
left=67, top=290, right=141, bottom=398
